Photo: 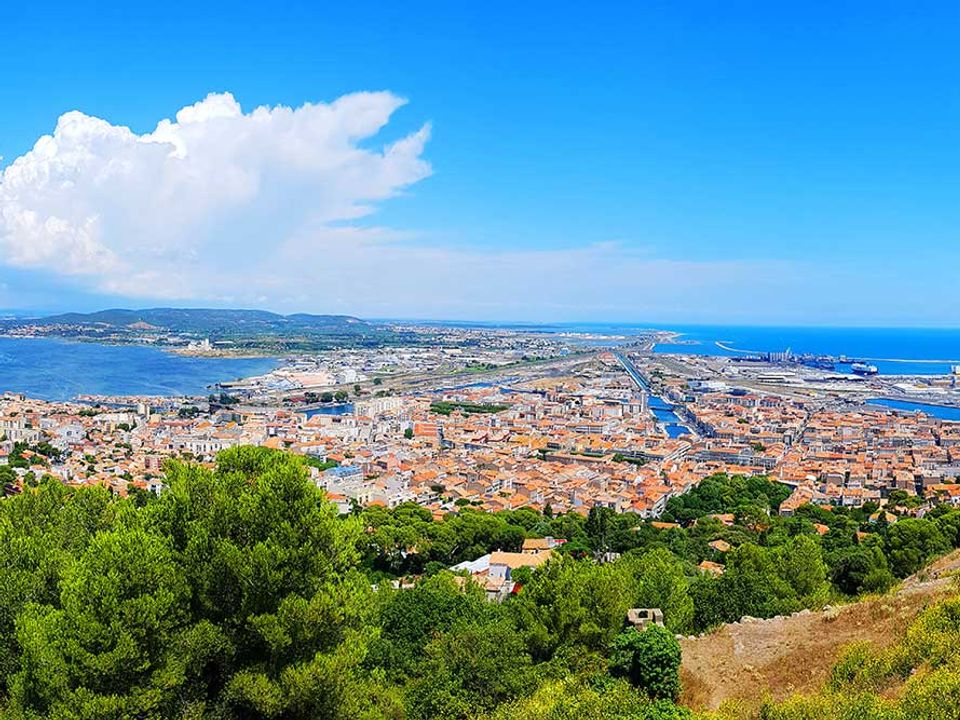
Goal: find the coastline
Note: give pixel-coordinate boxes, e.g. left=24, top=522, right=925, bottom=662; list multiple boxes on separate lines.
left=0, top=332, right=278, bottom=360
left=0, top=336, right=282, bottom=402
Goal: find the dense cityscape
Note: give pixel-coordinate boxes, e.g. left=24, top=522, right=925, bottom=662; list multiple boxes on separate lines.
left=6, top=325, right=960, bottom=529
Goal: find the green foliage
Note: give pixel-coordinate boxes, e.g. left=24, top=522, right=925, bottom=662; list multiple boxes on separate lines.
left=491, top=677, right=691, bottom=719
left=1, top=463, right=958, bottom=719
left=884, top=518, right=950, bottom=578
left=406, top=620, right=535, bottom=719
left=829, top=546, right=890, bottom=595
left=430, top=401, right=509, bottom=416
left=778, top=534, right=829, bottom=601
left=692, top=544, right=801, bottom=629
left=628, top=548, right=694, bottom=633
left=509, top=559, right=635, bottom=662
left=663, top=474, right=792, bottom=524
left=304, top=456, right=339, bottom=472
left=356, top=472, right=960, bottom=634
left=0, top=448, right=388, bottom=719
left=370, top=573, right=491, bottom=679
left=360, top=503, right=526, bottom=576
left=609, top=626, right=682, bottom=701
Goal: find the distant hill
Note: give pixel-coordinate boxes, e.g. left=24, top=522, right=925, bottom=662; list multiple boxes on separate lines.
left=35, top=308, right=372, bottom=336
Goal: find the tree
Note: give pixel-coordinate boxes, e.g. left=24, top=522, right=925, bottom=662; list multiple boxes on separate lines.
left=10, top=527, right=191, bottom=715
left=406, top=620, right=534, bottom=719
left=3, top=448, right=389, bottom=719
left=696, top=544, right=799, bottom=626
left=885, top=518, right=951, bottom=577
left=630, top=548, right=694, bottom=633
left=370, top=573, right=489, bottom=679
left=830, top=546, right=888, bottom=595
left=609, top=626, right=682, bottom=700
left=510, top=559, right=631, bottom=662
left=127, top=485, right=156, bottom=508
left=490, top=677, right=691, bottom=719
left=936, top=510, right=960, bottom=548
left=585, top=506, right=615, bottom=551
left=334, top=390, right=349, bottom=403
left=779, top=534, right=828, bottom=600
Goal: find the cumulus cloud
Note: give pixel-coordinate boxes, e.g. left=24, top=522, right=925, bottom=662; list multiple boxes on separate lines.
left=0, top=91, right=431, bottom=299
left=1, top=91, right=802, bottom=321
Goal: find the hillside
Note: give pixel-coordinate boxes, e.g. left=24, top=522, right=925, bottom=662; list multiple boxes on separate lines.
left=680, top=548, right=960, bottom=712
left=35, top=307, right=371, bottom=336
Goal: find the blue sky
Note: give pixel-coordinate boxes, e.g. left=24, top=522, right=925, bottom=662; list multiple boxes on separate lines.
left=1, top=1, right=958, bottom=324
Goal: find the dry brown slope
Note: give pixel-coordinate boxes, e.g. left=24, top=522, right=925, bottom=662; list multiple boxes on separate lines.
left=680, top=549, right=960, bottom=712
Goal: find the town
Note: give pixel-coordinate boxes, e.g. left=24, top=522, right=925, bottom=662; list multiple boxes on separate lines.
left=4, top=335, right=960, bottom=527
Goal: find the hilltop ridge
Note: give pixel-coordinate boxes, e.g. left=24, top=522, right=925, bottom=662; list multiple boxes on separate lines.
left=680, top=548, right=960, bottom=713
left=33, top=308, right=370, bottom=335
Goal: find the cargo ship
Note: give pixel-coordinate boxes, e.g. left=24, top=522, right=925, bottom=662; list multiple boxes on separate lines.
left=851, top=362, right=879, bottom=376
left=800, top=355, right=836, bottom=370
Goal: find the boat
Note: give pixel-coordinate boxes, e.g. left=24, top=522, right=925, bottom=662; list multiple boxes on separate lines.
left=851, top=362, right=879, bottom=376
left=801, top=355, right=835, bottom=370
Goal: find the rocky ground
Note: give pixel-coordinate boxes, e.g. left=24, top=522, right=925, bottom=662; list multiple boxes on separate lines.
left=680, top=550, right=960, bottom=711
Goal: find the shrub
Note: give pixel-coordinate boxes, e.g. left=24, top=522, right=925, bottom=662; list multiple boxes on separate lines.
left=609, top=626, right=681, bottom=701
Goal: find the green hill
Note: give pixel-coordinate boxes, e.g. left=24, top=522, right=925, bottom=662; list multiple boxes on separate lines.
left=36, top=307, right=371, bottom=336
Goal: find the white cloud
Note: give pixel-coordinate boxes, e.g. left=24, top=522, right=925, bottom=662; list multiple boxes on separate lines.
left=0, top=90, right=802, bottom=321
left=0, top=91, right=431, bottom=299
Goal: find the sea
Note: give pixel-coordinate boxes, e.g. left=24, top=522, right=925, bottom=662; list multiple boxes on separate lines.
left=427, top=321, right=960, bottom=375
left=4, top=325, right=960, bottom=420
left=0, top=337, right=279, bottom=401
left=646, top=325, right=960, bottom=376
left=551, top=323, right=960, bottom=425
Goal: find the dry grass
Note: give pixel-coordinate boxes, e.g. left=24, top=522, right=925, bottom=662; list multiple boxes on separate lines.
left=679, top=550, right=960, bottom=712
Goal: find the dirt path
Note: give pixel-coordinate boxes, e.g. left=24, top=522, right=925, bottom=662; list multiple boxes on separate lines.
left=680, top=551, right=960, bottom=711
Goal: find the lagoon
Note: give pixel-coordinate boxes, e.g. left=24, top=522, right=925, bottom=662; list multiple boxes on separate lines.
left=0, top=337, right=279, bottom=401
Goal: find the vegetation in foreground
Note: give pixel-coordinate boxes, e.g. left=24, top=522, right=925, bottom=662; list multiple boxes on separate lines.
left=2, top=448, right=960, bottom=718
left=704, top=585, right=960, bottom=720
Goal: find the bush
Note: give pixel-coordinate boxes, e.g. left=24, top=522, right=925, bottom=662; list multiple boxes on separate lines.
left=609, top=626, right=681, bottom=701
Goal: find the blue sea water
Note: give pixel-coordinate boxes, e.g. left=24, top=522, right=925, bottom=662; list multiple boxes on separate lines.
left=867, top=399, right=960, bottom=422
left=4, top=324, right=960, bottom=402
left=649, top=325, right=960, bottom=376
left=0, top=337, right=279, bottom=401
left=545, top=324, right=960, bottom=376
left=304, top=404, right=354, bottom=417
